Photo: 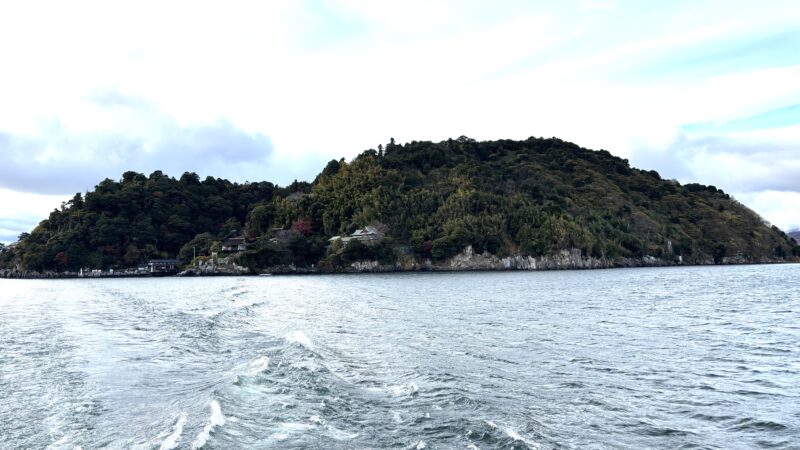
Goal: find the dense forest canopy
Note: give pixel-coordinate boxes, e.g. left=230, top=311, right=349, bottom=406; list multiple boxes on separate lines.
left=2, top=136, right=798, bottom=273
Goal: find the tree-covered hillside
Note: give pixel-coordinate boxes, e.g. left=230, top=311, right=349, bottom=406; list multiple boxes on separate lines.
left=2, top=136, right=798, bottom=273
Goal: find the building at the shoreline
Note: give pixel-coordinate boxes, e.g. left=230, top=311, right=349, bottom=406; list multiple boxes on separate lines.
left=147, top=259, right=179, bottom=274
left=222, top=236, right=247, bottom=252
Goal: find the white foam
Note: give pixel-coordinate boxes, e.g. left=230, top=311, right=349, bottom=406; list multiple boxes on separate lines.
left=269, top=432, right=289, bottom=441
left=280, top=422, right=313, bottom=431
left=191, top=400, right=225, bottom=449
left=289, top=359, right=323, bottom=372
left=264, top=421, right=317, bottom=443
left=505, top=427, right=540, bottom=448
left=246, top=356, right=270, bottom=376
left=286, top=331, right=313, bottom=349
left=466, top=444, right=480, bottom=450
left=159, top=412, right=187, bottom=450
left=326, top=425, right=359, bottom=440
left=388, top=382, right=419, bottom=397
left=484, top=420, right=540, bottom=449
left=415, top=441, right=427, bottom=449
left=45, top=435, right=69, bottom=450
left=227, top=355, right=269, bottom=384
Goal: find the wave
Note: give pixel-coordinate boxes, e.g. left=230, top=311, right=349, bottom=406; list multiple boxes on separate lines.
left=387, top=382, right=420, bottom=397
left=278, top=422, right=314, bottom=431
left=485, top=420, right=541, bottom=449
left=729, top=418, right=787, bottom=432
left=159, top=412, right=187, bottom=450
left=265, top=422, right=314, bottom=443
left=326, top=425, right=359, bottom=440
left=227, top=287, right=250, bottom=299
left=690, top=413, right=735, bottom=423
left=230, top=354, right=273, bottom=385
left=246, top=356, right=270, bottom=376
left=306, top=414, right=359, bottom=440
left=286, top=331, right=313, bottom=350
left=191, top=400, right=225, bottom=449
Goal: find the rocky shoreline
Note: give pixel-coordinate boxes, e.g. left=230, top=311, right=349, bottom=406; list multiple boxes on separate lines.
left=4, top=246, right=788, bottom=279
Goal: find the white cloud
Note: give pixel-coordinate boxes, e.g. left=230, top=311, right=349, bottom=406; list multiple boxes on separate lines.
left=0, top=189, right=64, bottom=243
left=628, top=125, right=800, bottom=230
left=0, top=0, right=799, bottom=234
left=734, top=191, right=800, bottom=231
left=0, top=95, right=277, bottom=194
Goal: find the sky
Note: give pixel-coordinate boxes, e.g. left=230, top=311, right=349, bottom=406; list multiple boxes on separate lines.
left=1, top=0, right=799, bottom=243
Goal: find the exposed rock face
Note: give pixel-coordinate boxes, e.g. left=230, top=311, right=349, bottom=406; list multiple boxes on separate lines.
left=446, top=246, right=603, bottom=270
left=345, top=255, right=427, bottom=273
left=0, top=245, right=787, bottom=279
left=721, top=253, right=748, bottom=264
left=183, top=256, right=249, bottom=276
left=250, top=263, right=318, bottom=275
left=350, top=260, right=382, bottom=272
left=441, top=246, right=670, bottom=271
left=335, top=246, right=671, bottom=274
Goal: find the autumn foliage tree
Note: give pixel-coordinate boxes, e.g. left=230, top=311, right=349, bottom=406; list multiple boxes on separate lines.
left=291, top=217, right=314, bottom=236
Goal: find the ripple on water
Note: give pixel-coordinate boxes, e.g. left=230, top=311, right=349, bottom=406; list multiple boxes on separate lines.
left=728, top=418, right=788, bottom=432
left=1, top=267, right=799, bottom=448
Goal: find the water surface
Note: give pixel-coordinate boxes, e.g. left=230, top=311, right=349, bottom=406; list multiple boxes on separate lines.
left=1, top=265, right=799, bottom=449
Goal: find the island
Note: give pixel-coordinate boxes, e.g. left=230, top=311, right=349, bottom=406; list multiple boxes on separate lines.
left=1, top=136, right=798, bottom=278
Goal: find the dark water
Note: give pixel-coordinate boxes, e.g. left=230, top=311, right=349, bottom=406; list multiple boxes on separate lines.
left=1, top=265, right=799, bottom=449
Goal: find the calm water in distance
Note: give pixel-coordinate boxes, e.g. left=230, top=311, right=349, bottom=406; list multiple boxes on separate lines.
left=1, top=264, right=799, bottom=449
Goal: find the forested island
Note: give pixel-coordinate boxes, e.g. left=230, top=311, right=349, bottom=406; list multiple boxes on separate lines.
left=1, top=136, right=798, bottom=277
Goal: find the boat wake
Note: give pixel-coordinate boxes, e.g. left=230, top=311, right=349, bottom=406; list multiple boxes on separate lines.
left=191, top=400, right=225, bottom=449
left=158, top=412, right=187, bottom=450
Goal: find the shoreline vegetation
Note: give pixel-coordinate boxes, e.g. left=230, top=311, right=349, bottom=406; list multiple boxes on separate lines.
left=1, top=136, right=798, bottom=279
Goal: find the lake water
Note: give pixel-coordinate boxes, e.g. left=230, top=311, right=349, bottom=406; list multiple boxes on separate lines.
left=1, top=265, right=799, bottom=449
